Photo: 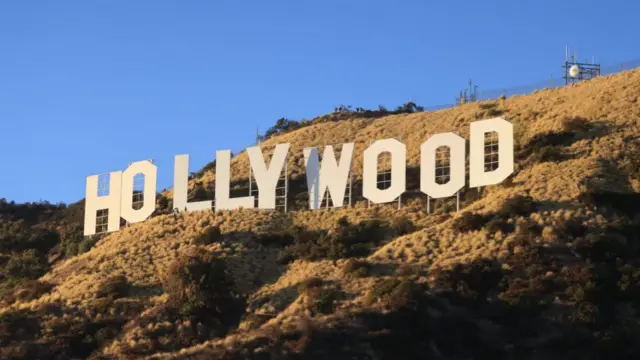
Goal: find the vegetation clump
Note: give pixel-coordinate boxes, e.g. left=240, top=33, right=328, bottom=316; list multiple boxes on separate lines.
left=342, top=259, right=372, bottom=278
left=162, top=250, right=241, bottom=320
left=193, top=226, right=223, bottom=246
left=277, top=217, right=389, bottom=263
left=298, top=277, right=341, bottom=315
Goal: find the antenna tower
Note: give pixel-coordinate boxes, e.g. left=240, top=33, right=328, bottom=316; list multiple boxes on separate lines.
left=563, top=46, right=600, bottom=85
left=456, top=79, right=478, bottom=105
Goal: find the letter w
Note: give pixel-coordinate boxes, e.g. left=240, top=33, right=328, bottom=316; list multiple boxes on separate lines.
left=303, top=143, right=354, bottom=210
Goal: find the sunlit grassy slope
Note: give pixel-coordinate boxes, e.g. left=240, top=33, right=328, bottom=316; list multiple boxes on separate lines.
left=2, top=67, right=640, bottom=359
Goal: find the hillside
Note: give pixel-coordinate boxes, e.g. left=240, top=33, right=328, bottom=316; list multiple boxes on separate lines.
left=1, top=68, right=640, bottom=359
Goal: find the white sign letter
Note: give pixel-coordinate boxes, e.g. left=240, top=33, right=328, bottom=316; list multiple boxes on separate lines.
left=363, top=139, right=406, bottom=204
left=215, top=150, right=254, bottom=210
left=470, top=117, right=514, bottom=187
left=247, top=143, right=290, bottom=209
left=303, top=143, right=354, bottom=209
left=420, top=133, right=466, bottom=198
left=173, top=154, right=212, bottom=212
left=121, top=160, right=157, bottom=224
left=84, top=171, right=122, bottom=236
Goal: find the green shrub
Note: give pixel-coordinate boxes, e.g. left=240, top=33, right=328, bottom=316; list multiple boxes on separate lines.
left=311, top=288, right=339, bottom=315
left=156, top=194, right=172, bottom=212
left=4, top=250, right=48, bottom=279
left=391, top=216, right=415, bottom=236
left=162, top=250, right=239, bottom=319
left=61, top=232, right=83, bottom=257
left=78, top=237, right=96, bottom=254
left=279, top=219, right=388, bottom=263
left=0, top=225, right=59, bottom=255
left=298, top=277, right=339, bottom=315
left=365, top=278, right=421, bottom=309
left=64, top=242, right=79, bottom=257
left=342, top=259, right=371, bottom=278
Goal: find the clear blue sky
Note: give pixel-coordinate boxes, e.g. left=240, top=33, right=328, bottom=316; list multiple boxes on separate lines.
left=1, top=0, right=639, bottom=204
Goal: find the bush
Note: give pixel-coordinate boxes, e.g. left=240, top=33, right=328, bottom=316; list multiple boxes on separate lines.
left=12, top=280, right=54, bottom=303
left=61, top=232, right=83, bottom=258
left=365, top=278, right=420, bottom=309
left=391, top=216, right=415, bottom=236
left=156, top=194, right=172, bottom=212
left=279, top=219, right=388, bottom=263
left=194, top=226, right=223, bottom=246
left=298, top=277, right=339, bottom=315
left=95, top=275, right=130, bottom=299
left=497, top=195, right=537, bottom=218
left=453, top=212, right=489, bottom=232
left=342, top=259, right=371, bottom=278
left=310, top=288, right=339, bottom=315
left=64, top=242, right=79, bottom=258
left=3, top=250, right=48, bottom=279
left=77, top=237, right=95, bottom=254
left=562, top=116, right=592, bottom=134
left=555, top=218, right=587, bottom=239
left=485, top=217, right=514, bottom=234
left=298, top=277, right=324, bottom=294
left=263, top=118, right=301, bottom=140
left=0, top=225, right=60, bottom=255
left=163, top=250, right=239, bottom=319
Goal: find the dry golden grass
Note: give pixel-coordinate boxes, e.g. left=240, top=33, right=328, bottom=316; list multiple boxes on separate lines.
left=3, top=67, right=640, bottom=358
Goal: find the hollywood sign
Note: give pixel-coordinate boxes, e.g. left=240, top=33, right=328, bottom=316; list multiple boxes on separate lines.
left=83, top=117, right=514, bottom=236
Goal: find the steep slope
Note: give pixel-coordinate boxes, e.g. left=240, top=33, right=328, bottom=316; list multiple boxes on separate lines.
left=1, top=67, right=640, bottom=359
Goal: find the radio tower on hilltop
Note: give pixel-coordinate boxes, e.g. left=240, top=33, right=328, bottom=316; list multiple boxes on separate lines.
left=456, top=79, right=478, bottom=105
left=563, top=46, right=600, bottom=85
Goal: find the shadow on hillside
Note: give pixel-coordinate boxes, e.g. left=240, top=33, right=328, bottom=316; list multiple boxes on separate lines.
left=128, top=284, right=164, bottom=298
left=517, top=118, right=622, bottom=165
left=211, top=238, right=638, bottom=359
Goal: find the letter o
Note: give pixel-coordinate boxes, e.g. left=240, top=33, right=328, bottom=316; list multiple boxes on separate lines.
left=121, top=160, right=157, bottom=223
left=363, top=139, right=406, bottom=204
